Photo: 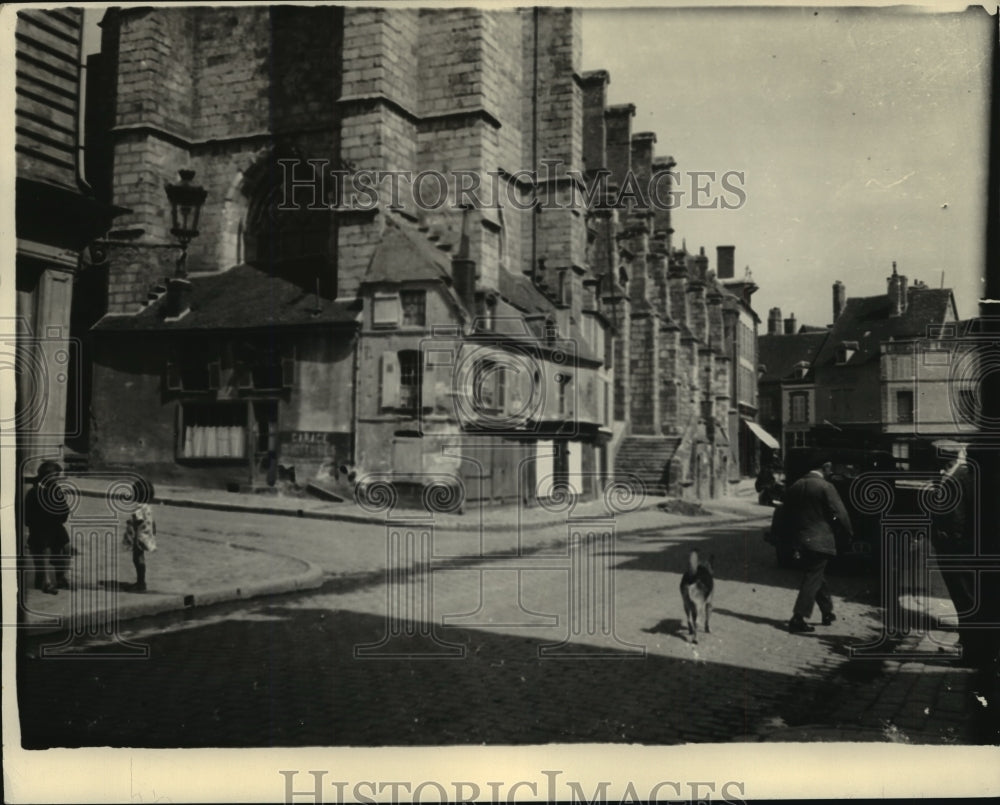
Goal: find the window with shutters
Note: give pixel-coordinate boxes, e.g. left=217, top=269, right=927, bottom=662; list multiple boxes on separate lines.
left=373, top=294, right=401, bottom=328
left=234, top=340, right=295, bottom=391
left=399, top=350, right=421, bottom=414
left=178, top=403, right=247, bottom=459
left=167, top=342, right=218, bottom=392
left=381, top=350, right=421, bottom=415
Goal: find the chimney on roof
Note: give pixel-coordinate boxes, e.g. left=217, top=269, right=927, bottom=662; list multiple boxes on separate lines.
left=716, top=245, right=735, bottom=280
left=833, top=280, right=846, bottom=321
left=887, top=260, right=908, bottom=317
left=768, top=307, right=782, bottom=335
left=783, top=313, right=797, bottom=335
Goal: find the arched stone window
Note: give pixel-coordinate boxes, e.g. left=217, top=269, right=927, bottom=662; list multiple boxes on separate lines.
left=239, top=147, right=335, bottom=296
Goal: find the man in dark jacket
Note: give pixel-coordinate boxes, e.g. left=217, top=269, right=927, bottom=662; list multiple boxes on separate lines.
left=23, top=461, right=71, bottom=594
left=783, top=459, right=853, bottom=633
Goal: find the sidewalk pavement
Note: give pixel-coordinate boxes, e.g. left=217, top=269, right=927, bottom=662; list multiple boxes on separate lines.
left=754, top=594, right=996, bottom=745
left=19, top=532, right=324, bottom=634
left=65, top=474, right=767, bottom=531
left=20, top=477, right=769, bottom=634
left=19, top=475, right=995, bottom=746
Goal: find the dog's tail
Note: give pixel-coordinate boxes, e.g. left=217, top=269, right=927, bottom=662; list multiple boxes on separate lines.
left=688, top=550, right=700, bottom=575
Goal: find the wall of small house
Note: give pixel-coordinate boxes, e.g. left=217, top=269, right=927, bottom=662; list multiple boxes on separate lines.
left=90, top=329, right=356, bottom=488
left=354, top=285, right=463, bottom=479
left=813, top=362, right=882, bottom=427
left=278, top=331, right=357, bottom=483
left=881, top=346, right=970, bottom=437
left=89, top=334, right=205, bottom=481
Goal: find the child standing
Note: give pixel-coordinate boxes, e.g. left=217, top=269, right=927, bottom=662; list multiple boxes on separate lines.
left=122, top=478, right=156, bottom=592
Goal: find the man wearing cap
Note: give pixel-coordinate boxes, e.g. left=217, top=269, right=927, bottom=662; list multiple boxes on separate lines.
left=782, top=459, right=854, bottom=633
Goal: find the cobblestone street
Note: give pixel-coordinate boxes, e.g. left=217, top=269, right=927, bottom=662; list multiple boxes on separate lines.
left=18, top=515, right=984, bottom=748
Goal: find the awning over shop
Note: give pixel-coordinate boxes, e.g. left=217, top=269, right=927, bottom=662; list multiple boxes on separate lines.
left=744, top=420, right=780, bottom=450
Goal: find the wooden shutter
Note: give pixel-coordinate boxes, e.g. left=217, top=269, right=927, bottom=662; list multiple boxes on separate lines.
left=380, top=351, right=400, bottom=410
left=281, top=357, right=295, bottom=388
left=422, top=349, right=436, bottom=411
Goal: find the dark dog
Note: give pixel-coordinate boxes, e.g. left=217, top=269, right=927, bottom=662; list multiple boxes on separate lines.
left=680, top=550, right=715, bottom=643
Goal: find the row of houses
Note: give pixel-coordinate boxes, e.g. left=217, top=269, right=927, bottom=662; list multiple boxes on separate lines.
left=9, top=5, right=763, bottom=506
left=757, top=263, right=977, bottom=468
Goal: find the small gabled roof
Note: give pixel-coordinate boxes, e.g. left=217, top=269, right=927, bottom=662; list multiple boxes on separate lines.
left=813, top=288, right=957, bottom=368
left=92, top=264, right=360, bottom=332
left=758, top=330, right=831, bottom=384
left=362, top=213, right=456, bottom=285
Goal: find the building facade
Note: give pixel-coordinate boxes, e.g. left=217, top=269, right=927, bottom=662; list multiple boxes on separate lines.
left=758, top=266, right=966, bottom=463
left=85, top=6, right=741, bottom=501
left=14, top=8, right=119, bottom=477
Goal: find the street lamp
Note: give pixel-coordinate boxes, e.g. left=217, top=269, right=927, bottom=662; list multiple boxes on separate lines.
left=164, top=169, right=207, bottom=278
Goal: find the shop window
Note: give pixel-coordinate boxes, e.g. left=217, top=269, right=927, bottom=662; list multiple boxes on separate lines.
left=178, top=403, right=247, bottom=459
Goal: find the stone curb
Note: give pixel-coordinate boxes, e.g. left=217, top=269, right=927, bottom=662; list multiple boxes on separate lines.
left=21, top=539, right=325, bottom=636
left=71, top=485, right=769, bottom=533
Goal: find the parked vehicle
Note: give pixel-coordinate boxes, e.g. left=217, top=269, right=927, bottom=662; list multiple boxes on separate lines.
left=755, top=465, right=785, bottom=506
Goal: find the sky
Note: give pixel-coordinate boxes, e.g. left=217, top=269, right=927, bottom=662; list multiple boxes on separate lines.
left=581, top=5, right=992, bottom=328
left=79, top=4, right=992, bottom=327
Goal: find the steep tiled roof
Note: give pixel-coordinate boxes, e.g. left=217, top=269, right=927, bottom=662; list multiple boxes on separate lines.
left=758, top=331, right=830, bottom=384
left=363, top=213, right=456, bottom=285
left=813, top=288, right=956, bottom=368
left=92, top=264, right=360, bottom=331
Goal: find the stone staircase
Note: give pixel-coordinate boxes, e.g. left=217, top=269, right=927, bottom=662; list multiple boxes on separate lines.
left=613, top=435, right=681, bottom=496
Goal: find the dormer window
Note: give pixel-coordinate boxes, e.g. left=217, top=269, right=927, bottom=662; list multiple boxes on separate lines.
left=793, top=360, right=810, bottom=380
left=836, top=341, right=858, bottom=365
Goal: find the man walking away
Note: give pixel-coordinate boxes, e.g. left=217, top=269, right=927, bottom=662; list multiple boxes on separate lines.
left=783, top=459, right=853, bottom=633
